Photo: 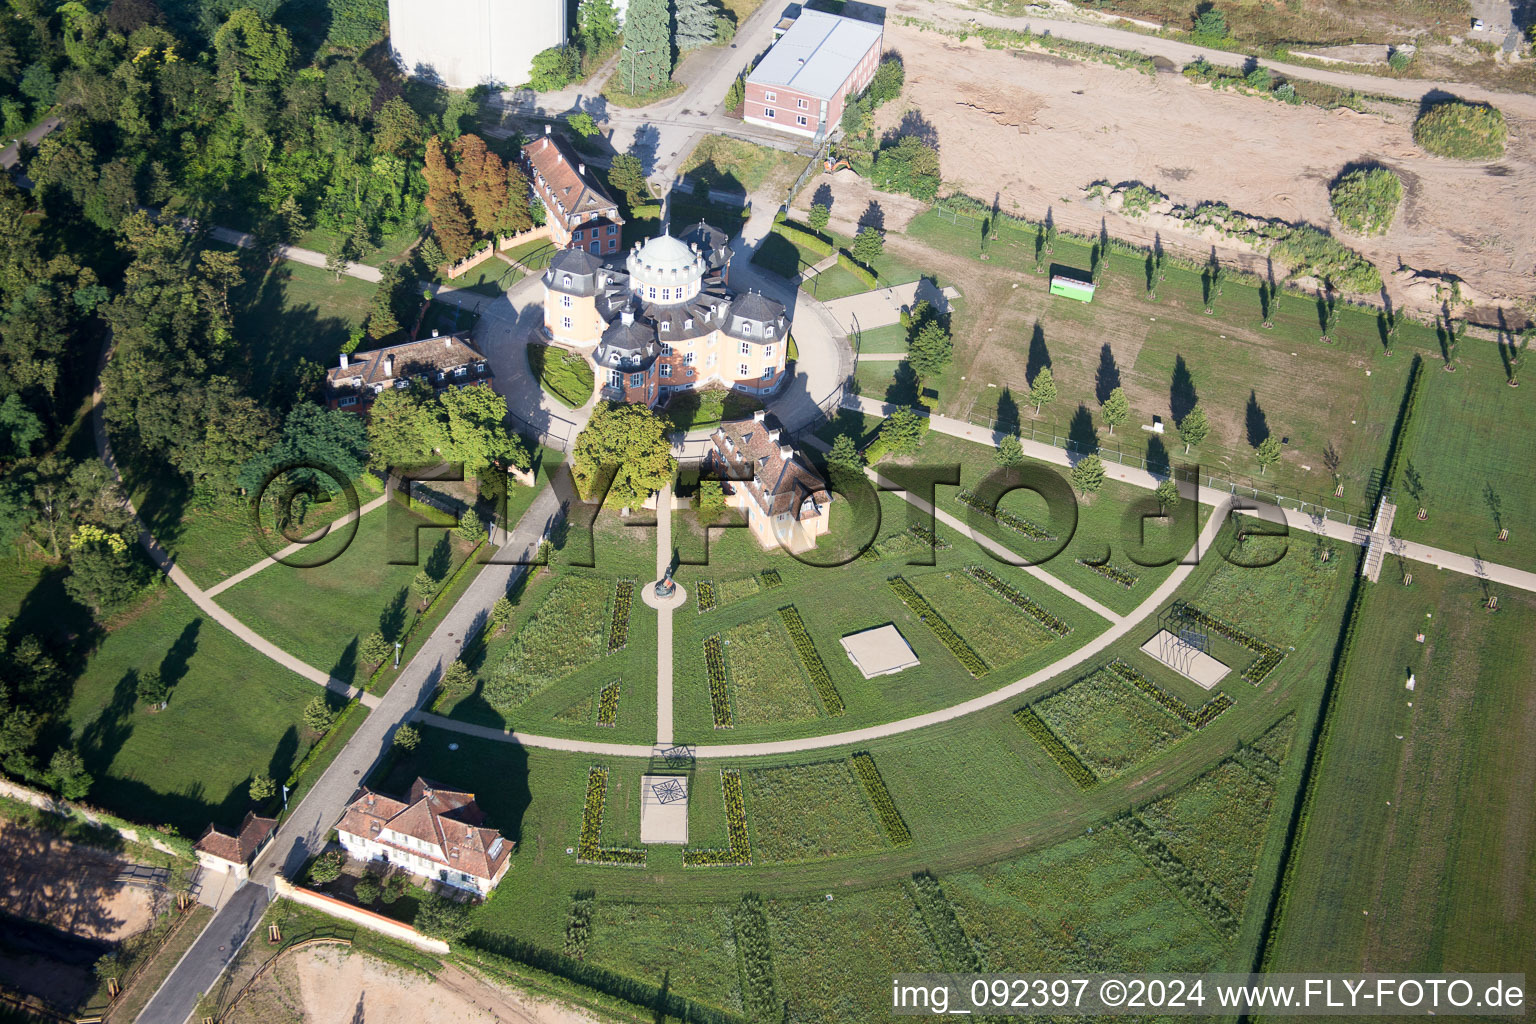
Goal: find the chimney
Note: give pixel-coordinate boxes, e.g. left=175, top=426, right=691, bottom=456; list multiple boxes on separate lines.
left=444, top=335, right=452, bottom=348
left=383, top=355, right=394, bottom=377
left=578, top=162, right=586, bottom=176
left=779, top=444, right=794, bottom=460
left=545, top=124, right=551, bottom=136
left=432, top=328, right=440, bottom=337
left=768, top=428, right=781, bottom=443
left=339, top=352, right=349, bottom=369
left=752, top=409, right=766, bottom=423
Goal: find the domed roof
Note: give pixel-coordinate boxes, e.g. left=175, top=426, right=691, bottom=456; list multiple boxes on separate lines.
left=633, top=233, right=699, bottom=273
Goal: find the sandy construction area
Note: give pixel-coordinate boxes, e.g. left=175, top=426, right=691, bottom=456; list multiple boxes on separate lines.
left=0, top=819, right=160, bottom=943
left=818, top=17, right=1535, bottom=314
left=226, top=945, right=607, bottom=1024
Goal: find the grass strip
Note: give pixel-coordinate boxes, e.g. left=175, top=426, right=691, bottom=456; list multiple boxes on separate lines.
left=888, top=576, right=988, bottom=676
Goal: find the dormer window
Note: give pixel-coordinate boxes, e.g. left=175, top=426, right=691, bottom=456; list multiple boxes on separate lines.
left=685, top=318, right=693, bottom=330
left=742, top=322, right=753, bottom=336
left=766, top=325, right=775, bottom=337
left=562, top=274, right=572, bottom=288
left=659, top=321, right=670, bottom=333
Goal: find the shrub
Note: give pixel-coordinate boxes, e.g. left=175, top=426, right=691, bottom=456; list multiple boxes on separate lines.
left=576, top=765, right=646, bottom=866
left=878, top=406, right=928, bottom=456
left=249, top=774, right=275, bottom=802
left=415, top=893, right=472, bottom=940
left=704, top=634, right=732, bottom=727
left=872, top=135, right=940, bottom=200
left=596, top=680, right=621, bottom=726
left=527, top=46, right=580, bottom=91
left=954, top=490, right=1053, bottom=541
left=777, top=606, right=844, bottom=716
left=1014, top=706, right=1097, bottom=788
left=607, top=579, right=634, bottom=652
left=963, top=566, right=1073, bottom=636
left=1412, top=100, right=1507, bottom=159
left=850, top=753, right=911, bottom=846
left=1104, top=659, right=1233, bottom=727
left=1329, top=167, right=1402, bottom=235
left=307, top=850, right=344, bottom=884
left=696, top=579, right=718, bottom=613
left=888, top=576, right=987, bottom=676
left=303, top=696, right=335, bottom=733
left=354, top=873, right=382, bottom=904
left=1388, top=48, right=1414, bottom=71
left=393, top=724, right=420, bottom=751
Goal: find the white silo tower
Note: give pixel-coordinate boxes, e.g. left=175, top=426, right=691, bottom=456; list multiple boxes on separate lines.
left=388, top=0, right=568, bottom=90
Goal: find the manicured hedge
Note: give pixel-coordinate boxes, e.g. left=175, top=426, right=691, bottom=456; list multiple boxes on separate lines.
left=1180, top=605, right=1285, bottom=684
left=683, top=769, right=751, bottom=866
left=836, top=250, right=878, bottom=289
left=1105, top=659, right=1232, bottom=728
left=1014, top=706, right=1097, bottom=788
left=774, top=220, right=833, bottom=257
left=704, top=633, right=733, bottom=728
left=964, top=565, right=1073, bottom=636
left=778, top=605, right=844, bottom=716
left=888, top=576, right=988, bottom=676
left=851, top=753, right=911, bottom=847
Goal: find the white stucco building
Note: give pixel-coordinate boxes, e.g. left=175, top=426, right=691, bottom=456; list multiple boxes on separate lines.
left=336, top=778, right=513, bottom=896
left=387, top=0, right=566, bottom=89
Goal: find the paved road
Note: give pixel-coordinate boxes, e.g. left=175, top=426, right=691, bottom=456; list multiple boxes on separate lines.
left=0, top=114, right=60, bottom=172
left=136, top=482, right=566, bottom=1024
left=208, top=225, right=383, bottom=283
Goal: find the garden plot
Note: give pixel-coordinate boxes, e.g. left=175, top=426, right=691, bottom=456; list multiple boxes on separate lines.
left=1187, top=521, right=1343, bottom=647
left=743, top=761, right=886, bottom=864
left=721, top=615, right=823, bottom=725
left=1032, top=667, right=1194, bottom=780
left=484, top=575, right=612, bottom=712
left=909, top=570, right=1062, bottom=666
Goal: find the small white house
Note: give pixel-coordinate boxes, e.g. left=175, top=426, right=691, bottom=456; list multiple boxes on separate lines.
left=335, top=778, right=512, bottom=896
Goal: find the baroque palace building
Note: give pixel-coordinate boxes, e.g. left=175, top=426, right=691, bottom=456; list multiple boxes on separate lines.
left=540, top=223, right=790, bottom=407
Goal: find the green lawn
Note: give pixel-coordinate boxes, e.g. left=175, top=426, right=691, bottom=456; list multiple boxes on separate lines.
left=1266, top=570, right=1536, bottom=977
left=1033, top=666, right=1192, bottom=780
left=230, top=256, right=378, bottom=400
left=721, top=614, right=823, bottom=725
left=901, top=204, right=1439, bottom=509
left=851, top=322, right=909, bottom=354
left=503, top=237, right=559, bottom=271
left=662, top=387, right=763, bottom=432
left=679, top=135, right=803, bottom=194
left=527, top=343, right=595, bottom=409
left=216, top=501, right=479, bottom=689
left=61, top=587, right=326, bottom=834
left=1390, top=341, right=1536, bottom=572
left=295, top=219, right=425, bottom=268
left=437, top=260, right=522, bottom=299
left=742, top=760, right=887, bottom=863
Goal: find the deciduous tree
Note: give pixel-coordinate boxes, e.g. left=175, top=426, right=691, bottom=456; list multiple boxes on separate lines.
left=1178, top=404, right=1209, bottom=454
left=1028, top=365, right=1057, bottom=415
left=573, top=402, right=676, bottom=507
left=1101, top=386, right=1129, bottom=435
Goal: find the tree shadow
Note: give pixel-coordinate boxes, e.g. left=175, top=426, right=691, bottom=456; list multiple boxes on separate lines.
left=379, top=588, right=408, bottom=640
left=857, top=200, right=884, bottom=232
left=1025, top=322, right=1051, bottom=382
left=330, top=635, right=359, bottom=685
left=995, top=388, right=1020, bottom=432
left=885, top=361, right=921, bottom=406
left=1315, top=290, right=1330, bottom=333
left=1169, top=354, right=1198, bottom=423
left=1094, top=343, right=1120, bottom=404
left=1146, top=435, right=1171, bottom=477
left=1067, top=404, right=1099, bottom=454
left=79, top=670, right=138, bottom=778
left=1245, top=390, right=1270, bottom=447
left=425, top=532, right=453, bottom=581
left=882, top=108, right=938, bottom=148
left=1483, top=481, right=1503, bottom=532
left=266, top=725, right=300, bottom=788
left=631, top=124, right=661, bottom=177
left=158, top=619, right=201, bottom=702
left=812, top=183, right=834, bottom=210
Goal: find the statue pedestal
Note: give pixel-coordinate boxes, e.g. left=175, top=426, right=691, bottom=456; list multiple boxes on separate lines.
left=641, top=580, right=688, bottom=611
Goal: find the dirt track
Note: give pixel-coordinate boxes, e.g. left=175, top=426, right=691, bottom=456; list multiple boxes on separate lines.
left=225, top=945, right=606, bottom=1024
left=841, top=17, right=1536, bottom=314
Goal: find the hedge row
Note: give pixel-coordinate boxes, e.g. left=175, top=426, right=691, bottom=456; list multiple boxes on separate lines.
left=1077, top=558, right=1139, bottom=589
left=1181, top=605, right=1286, bottom=684
left=851, top=753, right=911, bottom=847
left=1119, top=815, right=1239, bottom=939
left=607, top=579, right=633, bottom=653
left=774, top=220, right=833, bottom=257
left=888, top=576, right=988, bottom=676
left=595, top=680, right=621, bottom=728
left=837, top=250, right=878, bottom=289
left=576, top=766, right=645, bottom=866
left=1105, top=659, right=1233, bottom=728
left=733, top=894, right=780, bottom=1018
left=964, top=566, right=1073, bottom=636
left=704, top=634, right=733, bottom=728
left=683, top=770, right=752, bottom=867
left=955, top=490, right=1054, bottom=541
left=778, top=606, right=845, bottom=717
left=1014, top=706, right=1098, bottom=788
left=910, top=872, right=983, bottom=972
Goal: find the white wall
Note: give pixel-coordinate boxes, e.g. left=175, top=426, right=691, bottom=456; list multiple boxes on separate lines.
left=388, top=0, right=567, bottom=89
left=274, top=877, right=452, bottom=954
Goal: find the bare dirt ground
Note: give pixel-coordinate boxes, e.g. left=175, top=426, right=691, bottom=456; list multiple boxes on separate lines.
left=226, top=945, right=609, bottom=1024
left=0, top=819, right=160, bottom=942
left=829, top=17, right=1536, bottom=314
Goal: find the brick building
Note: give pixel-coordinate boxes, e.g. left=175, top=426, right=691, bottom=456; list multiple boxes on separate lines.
left=540, top=225, right=788, bottom=409
left=705, top=411, right=833, bottom=552
left=324, top=333, right=492, bottom=413
left=521, top=129, right=624, bottom=256
left=743, top=9, right=884, bottom=139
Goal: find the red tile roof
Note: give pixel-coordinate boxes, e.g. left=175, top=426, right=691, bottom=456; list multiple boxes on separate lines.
left=709, top=415, right=832, bottom=520
left=336, top=778, right=512, bottom=884
left=522, top=134, right=622, bottom=232
left=194, top=811, right=277, bottom=865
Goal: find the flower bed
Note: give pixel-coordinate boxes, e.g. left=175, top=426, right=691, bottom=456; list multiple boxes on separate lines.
left=1014, top=706, right=1098, bottom=789
left=576, top=765, right=646, bottom=866
left=759, top=569, right=782, bottom=589
left=704, top=634, right=733, bottom=728
left=1077, top=558, right=1140, bottom=588
left=888, top=576, right=988, bottom=676
left=777, top=606, right=845, bottom=717
left=595, top=680, right=621, bottom=727
left=906, top=524, right=952, bottom=551
left=1105, top=659, right=1232, bottom=728
left=1181, top=605, right=1286, bottom=684
left=850, top=753, right=911, bottom=847
left=696, top=579, right=718, bottom=613
left=683, top=769, right=752, bottom=866
left=607, top=579, right=634, bottom=652
left=963, top=566, right=1073, bottom=637
left=955, top=490, right=1055, bottom=541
